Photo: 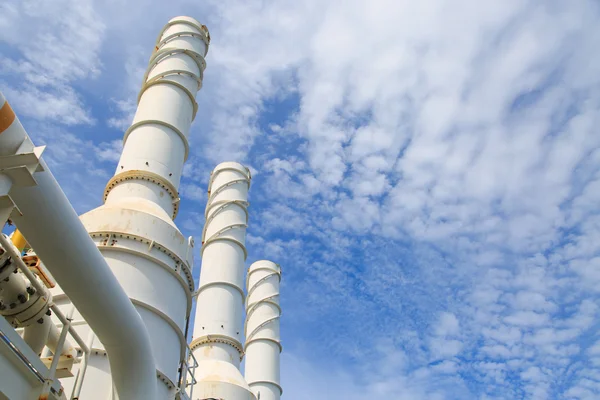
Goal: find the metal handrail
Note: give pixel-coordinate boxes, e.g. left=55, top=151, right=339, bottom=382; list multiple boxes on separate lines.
left=175, top=342, right=199, bottom=399
left=0, top=233, right=91, bottom=398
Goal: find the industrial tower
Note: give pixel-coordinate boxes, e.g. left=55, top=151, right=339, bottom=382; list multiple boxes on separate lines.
left=0, top=16, right=281, bottom=400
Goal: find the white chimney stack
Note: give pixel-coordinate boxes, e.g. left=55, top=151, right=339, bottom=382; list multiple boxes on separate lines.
left=245, top=260, right=282, bottom=400
left=0, top=15, right=284, bottom=400
left=47, top=16, right=210, bottom=399
left=190, top=162, right=255, bottom=399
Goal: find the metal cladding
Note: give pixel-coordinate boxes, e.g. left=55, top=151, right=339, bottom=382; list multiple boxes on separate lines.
left=245, top=260, right=282, bottom=400
left=43, top=16, right=210, bottom=399
left=190, top=162, right=256, bottom=399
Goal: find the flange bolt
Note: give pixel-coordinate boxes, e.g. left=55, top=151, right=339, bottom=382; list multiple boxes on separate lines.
left=0, top=257, right=10, bottom=270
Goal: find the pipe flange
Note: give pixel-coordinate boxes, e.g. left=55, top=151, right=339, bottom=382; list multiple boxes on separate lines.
left=2, top=288, right=51, bottom=328
left=190, top=334, right=244, bottom=360
left=156, top=369, right=176, bottom=390
left=103, top=170, right=180, bottom=219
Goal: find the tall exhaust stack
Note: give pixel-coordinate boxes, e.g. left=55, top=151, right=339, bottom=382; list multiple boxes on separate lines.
left=48, top=16, right=210, bottom=398
left=245, top=260, right=282, bottom=400
left=190, top=162, right=255, bottom=399
left=0, top=14, right=287, bottom=400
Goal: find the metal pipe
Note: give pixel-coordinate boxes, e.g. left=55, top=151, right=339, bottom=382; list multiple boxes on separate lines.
left=1, top=229, right=73, bottom=357
left=22, top=314, right=51, bottom=355
left=0, top=215, right=88, bottom=357
left=0, top=91, right=157, bottom=400
left=45, top=319, right=76, bottom=358
left=0, top=232, right=71, bottom=357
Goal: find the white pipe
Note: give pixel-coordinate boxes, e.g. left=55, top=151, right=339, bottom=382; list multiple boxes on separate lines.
left=244, top=260, right=282, bottom=400
left=45, top=318, right=77, bottom=358
left=190, top=162, right=255, bottom=398
left=22, top=314, right=51, bottom=355
left=0, top=91, right=157, bottom=400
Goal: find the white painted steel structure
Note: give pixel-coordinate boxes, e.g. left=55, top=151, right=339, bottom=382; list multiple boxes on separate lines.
left=0, top=15, right=282, bottom=400
left=245, top=261, right=282, bottom=400
left=0, top=233, right=75, bottom=360
left=190, top=162, right=256, bottom=399
left=48, top=16, right=210, bottom=399
left=0, top=89, right=150, bottom=398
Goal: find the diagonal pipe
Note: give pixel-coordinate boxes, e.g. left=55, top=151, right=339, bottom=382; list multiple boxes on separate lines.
left=0, top=91, right=157, bottom=400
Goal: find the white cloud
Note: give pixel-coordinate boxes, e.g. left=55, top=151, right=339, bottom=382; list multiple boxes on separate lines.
left=4, top=0, right=600, bottom=398
left=436, top=312, right=460, bottom=336
left=95, top=139, right=122, bottom=163
left=0, top=0, right=104, bottom=124
left=504, top=311, right=550, bottom=327
left=281, top=349, right=467, bottom=400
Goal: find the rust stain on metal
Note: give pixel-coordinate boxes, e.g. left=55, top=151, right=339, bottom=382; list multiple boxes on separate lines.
left=23, top=255, right=56, bottom=288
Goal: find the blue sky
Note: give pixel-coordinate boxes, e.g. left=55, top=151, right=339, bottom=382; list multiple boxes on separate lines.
left=2, top=0, right=600, bottom=398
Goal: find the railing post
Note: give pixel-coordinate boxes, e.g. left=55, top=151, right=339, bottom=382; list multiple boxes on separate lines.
left=40, top=307, right=74, bottom=398
left=71, top=331, right=94, bottom=399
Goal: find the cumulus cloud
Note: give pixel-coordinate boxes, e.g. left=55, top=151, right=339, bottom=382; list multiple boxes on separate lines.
left=3, top=0, right=600, bottom=398
left=0, top=0, right=104, bottom=125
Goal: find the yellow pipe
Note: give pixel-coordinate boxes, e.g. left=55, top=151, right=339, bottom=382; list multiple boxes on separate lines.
left=11, top=229, right=27, bottom=252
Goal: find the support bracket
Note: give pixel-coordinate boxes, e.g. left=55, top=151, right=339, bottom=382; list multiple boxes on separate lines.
left=0, top=145, right=46, bottom=187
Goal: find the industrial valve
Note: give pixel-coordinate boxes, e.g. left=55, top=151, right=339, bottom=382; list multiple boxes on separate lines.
left=0, top=234, right=52, bottom=328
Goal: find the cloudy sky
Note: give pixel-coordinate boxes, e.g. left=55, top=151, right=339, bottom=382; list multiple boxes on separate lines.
left=2, top=0, right=600, bottom=398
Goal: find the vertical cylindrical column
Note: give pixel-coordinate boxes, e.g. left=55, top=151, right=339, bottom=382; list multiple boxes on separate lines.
left=42, top=17, right=209, bottom=399
left=190, top=162, right=255, bottom=399
left=104, top=16, right=209, bottom=221
left=244, top=260, right=282, bottom=400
